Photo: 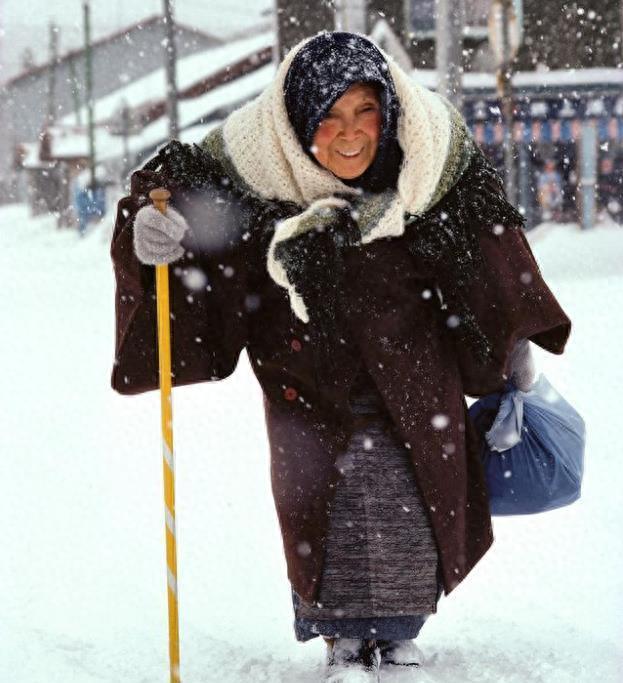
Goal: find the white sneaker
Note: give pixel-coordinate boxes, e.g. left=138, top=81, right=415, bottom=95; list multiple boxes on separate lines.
left=324, top=638, right=381, bottom=682
left=378, top=639, right=424, bottom=667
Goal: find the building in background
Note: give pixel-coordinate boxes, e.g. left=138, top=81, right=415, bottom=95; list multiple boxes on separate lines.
left=362, top=0, right=623, bottom=226
left=12, top=31, right=273, bottom=226
left=368, top=1, right=622, bottom=72
left=0, top=15, right=220, bottom=202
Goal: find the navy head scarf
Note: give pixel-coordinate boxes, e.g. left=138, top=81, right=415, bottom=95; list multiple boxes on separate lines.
left=283, top=31, right=404, bottom=193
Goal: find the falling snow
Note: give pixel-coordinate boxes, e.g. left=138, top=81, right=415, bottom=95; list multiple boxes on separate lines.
left=1, top=0, right=622, bottom=678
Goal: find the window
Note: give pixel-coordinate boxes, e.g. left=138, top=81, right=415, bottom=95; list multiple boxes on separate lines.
left=408, top=0, right=501, bottom=38
left=409, top=0, right=436, bottom=36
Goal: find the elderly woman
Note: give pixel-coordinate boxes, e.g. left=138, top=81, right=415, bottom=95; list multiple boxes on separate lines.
left=111, top=32, right=571, bottom=682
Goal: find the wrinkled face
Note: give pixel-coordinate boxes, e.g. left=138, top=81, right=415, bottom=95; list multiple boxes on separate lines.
left=311, top=83, right=381, bottom=180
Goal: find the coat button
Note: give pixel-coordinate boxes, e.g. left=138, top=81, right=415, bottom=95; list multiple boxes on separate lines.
left=290, top=338, right=302, bottom=352
left=284, top=387, right=298, bottom=401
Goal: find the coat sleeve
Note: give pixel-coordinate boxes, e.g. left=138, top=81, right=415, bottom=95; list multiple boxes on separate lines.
left=448, top=153, right=571, bottom=397
left=110, top=160, right=256, bottom=396
left=454, top=212, right=571, bottom=397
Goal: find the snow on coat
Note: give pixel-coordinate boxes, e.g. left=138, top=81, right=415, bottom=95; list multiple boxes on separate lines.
left=110, top=37, right=571, bottom=605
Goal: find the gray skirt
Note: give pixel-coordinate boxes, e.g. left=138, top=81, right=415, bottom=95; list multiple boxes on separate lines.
left=292, top=366, right=441, bottom=641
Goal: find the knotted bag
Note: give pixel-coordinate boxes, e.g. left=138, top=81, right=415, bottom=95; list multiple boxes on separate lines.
left=469, top=374, right=585, bottom=515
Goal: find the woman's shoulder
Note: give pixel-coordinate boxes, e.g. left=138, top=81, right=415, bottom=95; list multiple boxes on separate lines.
left=142, top=127, right=298, bottom=259
left=142, top=127, right=248, bottom=202
left=199, top=125, right=255, bottom=198
left=200, top=126, right=303, bottom=222
left=426, top=102, right=479, bottom=210
left=405, top=141, right=524, bottom=235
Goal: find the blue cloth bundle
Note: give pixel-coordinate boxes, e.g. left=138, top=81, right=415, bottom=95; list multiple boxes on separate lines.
left=469, top=374, right=585, bottom=516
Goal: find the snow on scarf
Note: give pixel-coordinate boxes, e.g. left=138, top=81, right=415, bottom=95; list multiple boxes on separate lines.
left=196, top=32, right=525, bottom=378
left=203, top=31, right=476, bottom=324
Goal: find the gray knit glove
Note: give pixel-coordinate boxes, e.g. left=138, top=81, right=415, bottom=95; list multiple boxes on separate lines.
left=132, top=204, right=190, bottom=265
left=508, top=338, right=537, bottom=391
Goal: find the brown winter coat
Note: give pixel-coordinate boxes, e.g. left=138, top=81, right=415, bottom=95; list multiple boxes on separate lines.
left=110, top=143, right=571, bottom=604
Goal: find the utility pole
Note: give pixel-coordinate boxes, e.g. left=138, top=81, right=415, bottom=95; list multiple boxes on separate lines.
left=163, top=0, right=179, bottom=140
left=274, top=0, right=334, bottom=61
left=272, top=0, right=281, bottom=67
left=47, top=22, right=59, bottom=126
left=489, top=0, right=520, bottom=204
left=436, top=0, right=465, bottom=114
left=83, top=1, right=96, bottom=190
left=0, top=6, right=4, bottom=85
left=498, top=0, right=515, bottom=203
left=335, top=0, right=367, bottom=33
left=579, top=118, right=597, bottom=230
left=121, top=99, right=130, bottom=185
left=68, top=57, right=82, bottom=127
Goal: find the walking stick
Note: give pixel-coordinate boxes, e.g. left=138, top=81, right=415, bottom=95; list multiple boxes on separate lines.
left=149, top=187, right=182, bottom=683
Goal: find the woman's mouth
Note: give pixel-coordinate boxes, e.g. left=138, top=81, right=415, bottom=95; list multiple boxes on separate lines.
left=337, top=147, right=364, bottom=158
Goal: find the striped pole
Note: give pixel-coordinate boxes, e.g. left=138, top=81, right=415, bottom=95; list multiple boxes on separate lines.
left=149, top=188, right=181, bottom=683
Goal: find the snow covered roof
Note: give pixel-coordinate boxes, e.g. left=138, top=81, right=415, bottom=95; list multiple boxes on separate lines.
left=35, top=32, right=273, bottom=169
left=22, top=52, right=274, bottom=171
left=413, top=67, right=623, bottom=92
left=19, top=125, right=125, bottom=169
left=48, top=126, right=111, bottom=161
left=59, top=32, right=273, bottom=130
left=120, top=62, right=275, bottom=157
left=2, top=15, right=222, bottom=89
left=20, top=142, right=54, bottom=170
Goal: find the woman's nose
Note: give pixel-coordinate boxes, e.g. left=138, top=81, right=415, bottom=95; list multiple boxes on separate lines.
left=339, top=119, right=359, bottom=140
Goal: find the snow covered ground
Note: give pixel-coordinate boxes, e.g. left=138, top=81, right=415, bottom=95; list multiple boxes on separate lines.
left=0, top=203, right=621, bottom=682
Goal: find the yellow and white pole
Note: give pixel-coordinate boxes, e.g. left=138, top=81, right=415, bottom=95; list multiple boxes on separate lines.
left=149, top=187, right=181, bottom=683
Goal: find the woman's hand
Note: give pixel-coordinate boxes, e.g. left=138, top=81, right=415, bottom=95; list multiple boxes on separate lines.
left=508, top=338, right=536, bottom=391
left=132, top=204, right=190, bottom=265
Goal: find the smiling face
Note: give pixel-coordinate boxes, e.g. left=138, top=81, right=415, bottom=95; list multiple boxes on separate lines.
left=310, top=83, right=381, bottom=180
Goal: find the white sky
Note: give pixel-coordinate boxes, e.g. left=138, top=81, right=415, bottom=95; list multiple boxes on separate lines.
left=0, top=0, right=273, bottom=82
